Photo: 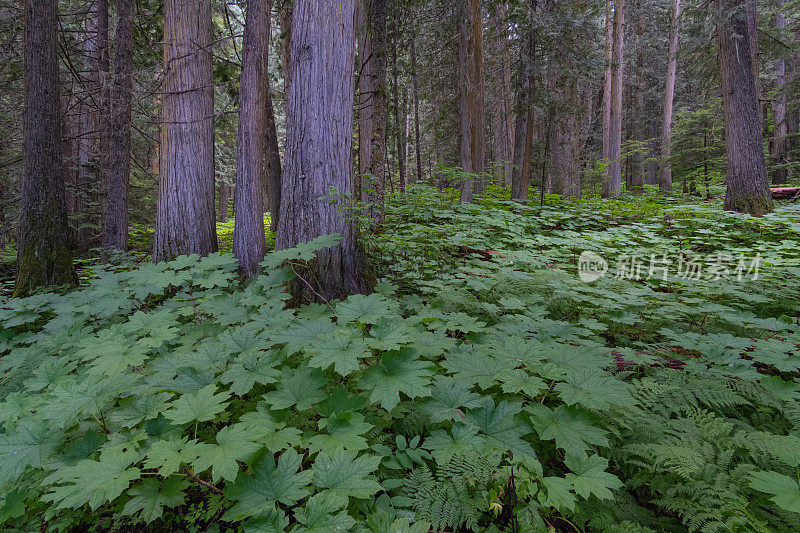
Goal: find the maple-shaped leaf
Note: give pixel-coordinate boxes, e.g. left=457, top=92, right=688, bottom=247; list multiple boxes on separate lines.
left=308, top=411, right=373, bottom=454
left=261, top=364, right=326, bottom=411
left=358, top=349, right=434, bottom=411
left=260, top=234, right=343, bottom=269
left=539, top=476, right=576, bottom=512
left=122, top=477, right=188, bottom=524
left=293, top=491, right=356, bottom=533
left=366, top=317, right=415, bottom=351
left=555, top=369, right=633, bottom=410
left=335, top=293, right=401, bottom=324
left=42, top=446, right=141, bottom=510
left=564, top=454, right=622, bottom=501
left=218, top=349, right=282, bottom=396
left=749, top=470, right=800, bottom=513
left=190, top=423, right=266, bottom=482
left=143, top=435, right=193, bottom=477
left=466, top=398, right=540, bottom=473
left=270, top=318, right=336, bottom=355
left=108, top=393, right=172, bottom=428
left=223, top=449, right=313, bottom=521
left=423, top=424, right=483, bottom=464
left=164, top=384, right=230, bottom=425
left=418, top=376, right=483, bottom=423
left=312, top=449, right=382, bottom=500
left=442, top=345, right=510, bottom=389
left=306, top=333, right=371, bottom=377
left=526, top=404, right=609, bottom=458
left=0, top=420, right=60, bottom=483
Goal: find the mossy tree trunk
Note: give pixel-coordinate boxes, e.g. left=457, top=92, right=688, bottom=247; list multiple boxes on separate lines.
left=15, top=0, right=77, bottom=297
left=717, top=0, right=773, bottom=217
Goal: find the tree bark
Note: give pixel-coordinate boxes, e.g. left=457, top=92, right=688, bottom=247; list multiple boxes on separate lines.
left=457, top=0, right=487, bottom=202
left=548, top=66, right=582, bottom=199
left=265, top=80, right=282, bottom=231
left=15, top=0, right=76, bottom=296
left=770, top=0, right=788, bottom=184
left=362, top=0, right=388, bottom=218
left=409, top=11, right=423, bottom=184
left=511, top=16, right=534, bottom=202
left=602, top=0, right=613, bottom=163
left=659, top=0, right=681, bottom=191
left=276, top=0, right=370, bottom=301
left=602, top=0, right=625, bottom=198
left=154, top=0, right=218, bottom=261
left=717, top=0, right=773, bottom=216
left=75, top=0, right=109, bottom=250
left=217, top=182, right=230, bottom=222
left=491, top=2, right=515, bottom=186
left=391, top=13, right=406, bottom=193
left=233, top=0, right=272, bottom=277
left=631, top=0, right=646, bottom=190
left=102, top=0, right=133, bottom=251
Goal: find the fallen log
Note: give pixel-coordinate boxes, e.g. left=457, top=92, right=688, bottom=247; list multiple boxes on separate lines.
left=770, top=187, right=800, bottom=200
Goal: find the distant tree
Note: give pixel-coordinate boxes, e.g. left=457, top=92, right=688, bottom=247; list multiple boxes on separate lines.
left=154, top=0, right=218, bottom=261
left=276, top=0, right=371, bottom=301
left=602, top=0, right=625, bottom=198
left=717, top=0, right=773, bottom=216
left=15, top=0, right=76, bottom=296
left=771, top=0, right=788, bottom=184
left=102, top=0, right=134, bottom=251
left=659, top=0, right=682, bottom=192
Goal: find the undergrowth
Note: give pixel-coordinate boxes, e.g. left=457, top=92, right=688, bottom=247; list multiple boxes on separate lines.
left=0, top=186, right=798, bottom=532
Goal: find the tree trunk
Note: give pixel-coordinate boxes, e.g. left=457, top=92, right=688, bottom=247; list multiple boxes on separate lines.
left=658, top=0, right=681, bottom=192
left=265, top=80, right=282, bottom=232
left=457, top=0, right=487, bottom=202
left=154, top=0, right=218, bottom=261
left=410, top=11, right=423, bottom=183
left=548, top=67, right=582, bottom=199
left=75, top=0, right=109, bottom=250
left=492, top=2, right=514, bottom=186
left=233, top=0, right=272, bottom=277
left=276, top=0, right=370, bottom=301
left=631, top=0, right=646, bottom=189
left=364, top=0, right=387, bottom=218
left=391, top=13, right=406, bottom=193
left=646, top=123, right=659, bottom=185
left=511, top=20, right=534, bottom=202
left=102, top=0, right=133, bottom=251
left=717, top=0, right=773, bottom=216
left=602, top=0, right=625, bottom=198
left=770, top=0, right=787, bottom=184
left=745, top=0, right=762, bottom=125
left=15, top=0, right=76, bottom=296
left=217, top=182, right=230, bottom=222
left=602, top=0, right=613, bottom=163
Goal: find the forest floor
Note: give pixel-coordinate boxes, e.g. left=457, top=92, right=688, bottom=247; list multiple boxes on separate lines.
left=0, top=186, right=799, bottom=531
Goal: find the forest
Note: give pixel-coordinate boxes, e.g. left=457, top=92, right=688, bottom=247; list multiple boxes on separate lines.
left=0, top=0, right=799, bottom=531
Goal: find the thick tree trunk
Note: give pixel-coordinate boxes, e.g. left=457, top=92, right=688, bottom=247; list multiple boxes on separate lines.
left=548, top=67, right=582, bottom=199
left=357, top=0, right=373, bottom=181
left=217, top=182, right=230, bottom=222
left=363, top=0, right=388, bottom=217
left=659, top=0, right=681, bottom=192
left=745, top=0, right=762, bottom=125
left=770, top=0, right=788, bottom=184
left=276, top=0, right=370, bottom=301
left=15, top=0, right=76, bottom=296
left=233, top=0, right=272, bottom=277
left=102, top=0, right=133, bottom=251
left=646, top=123, right=659, bottom=185
left=154, top=0, right=218, bottom=261
left=717, top=0, right=773, bottom=216
left=602, top=0, right=625, bottom=198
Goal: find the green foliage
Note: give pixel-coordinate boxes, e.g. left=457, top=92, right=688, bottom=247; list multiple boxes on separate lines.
left=0, top=187, right=799, bottom=531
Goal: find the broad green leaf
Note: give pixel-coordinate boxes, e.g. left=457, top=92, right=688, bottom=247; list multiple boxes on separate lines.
left=122, top=477, right=188, bottom=524
left=359, top=349, right=434, bottom=411
left=164, top=384, right=230, bottom=425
